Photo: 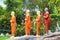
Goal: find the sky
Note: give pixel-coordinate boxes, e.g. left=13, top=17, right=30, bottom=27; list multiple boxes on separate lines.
left=0, top=0, right=6, bottom=8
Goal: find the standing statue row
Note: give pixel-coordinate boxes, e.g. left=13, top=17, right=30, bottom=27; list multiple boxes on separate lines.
left=10, top=8, right=50, bottom=37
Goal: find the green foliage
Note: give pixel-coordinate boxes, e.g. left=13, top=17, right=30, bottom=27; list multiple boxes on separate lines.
left=0, top=0, right=60, bottom=36
left=0, top=36, right=10, bottom=40
left=16, top=24, right=25, bottom=36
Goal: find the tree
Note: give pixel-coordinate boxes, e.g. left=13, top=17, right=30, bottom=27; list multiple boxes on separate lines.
left=0, top=0, right=60, bottom=35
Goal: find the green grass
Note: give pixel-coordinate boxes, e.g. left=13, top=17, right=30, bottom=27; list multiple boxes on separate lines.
left=0, top=36, right=10, bottom=40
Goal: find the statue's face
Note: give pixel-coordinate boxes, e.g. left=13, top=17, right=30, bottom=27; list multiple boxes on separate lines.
left=44, top=8, right=48, bottom=11
left=37, top=11, right=40, bottom=15
left=11, top=11, right=15, bottom=16
left=26, top=10, right=30, bottom=13
left=26, top=10, right=30, bottom=15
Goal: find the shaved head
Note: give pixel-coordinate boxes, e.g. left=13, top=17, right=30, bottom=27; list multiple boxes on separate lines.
left=26, top=9, right=30, bottom=13
left=37, top=10, right=40, bottom=14
left=44, top=8, right=48, bottom=11
left=11, top=11, right=15, bottom=16
left=37, top=10, right=41, bottom=15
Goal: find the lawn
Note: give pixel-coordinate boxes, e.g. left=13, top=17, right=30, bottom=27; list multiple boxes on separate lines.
left=0, top=36, right=10, bottom=40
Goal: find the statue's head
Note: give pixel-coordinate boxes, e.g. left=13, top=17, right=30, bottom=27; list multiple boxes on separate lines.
left=26, top=9, right=30, bottom=13
left=37, top=10, right=41, bottom=15
left=44, top=8, right=48, bottom=11
left=26, top=9, right=30, bottom=15
left=11, top=11, right=15, bottom=16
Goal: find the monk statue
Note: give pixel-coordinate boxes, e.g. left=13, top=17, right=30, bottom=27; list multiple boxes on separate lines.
left=10, top=11, right=16, bottom=37
left=25, top=9, right=32, bottom=36
left=36, top=10, right=41, bottom=36
left=44, top=8, right=50, bottom=35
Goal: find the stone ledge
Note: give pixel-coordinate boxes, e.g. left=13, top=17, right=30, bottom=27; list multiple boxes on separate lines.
left=9, top=32, right=60, bottom=40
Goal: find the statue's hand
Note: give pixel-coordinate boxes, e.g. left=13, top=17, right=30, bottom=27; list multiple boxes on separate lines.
left=25, top=19, right=27, bottom=20
left=36, top=19, right=38, bottom=21
left=44, top=16, right=45, bottom=18
left=10, top=20, right=12, bottom=22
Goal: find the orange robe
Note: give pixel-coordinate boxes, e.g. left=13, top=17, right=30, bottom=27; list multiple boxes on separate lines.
left=25, top=15, right=32, bottom=35
left=44, top=11, right=50, bottom=33
left=10, top=16, right=16, bottom=36
left=36, top=16, right=41, bottom=35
